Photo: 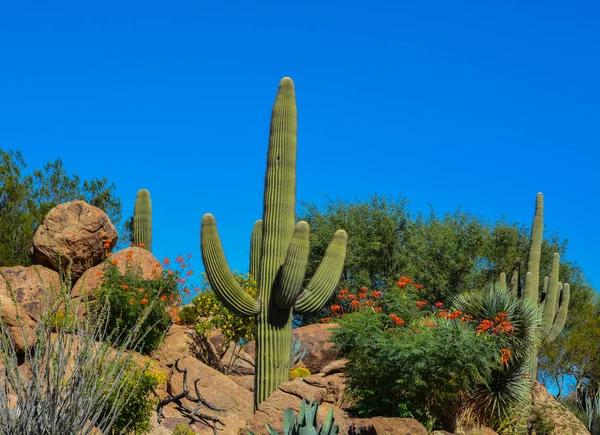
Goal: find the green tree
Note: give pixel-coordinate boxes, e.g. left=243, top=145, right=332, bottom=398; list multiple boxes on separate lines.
left=0, top=148, right=123, bottom=267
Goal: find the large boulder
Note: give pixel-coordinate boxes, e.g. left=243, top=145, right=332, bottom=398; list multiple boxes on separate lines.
left=244, top=323, right=341, bottom=374
left=348, top=417, right=428, bottom=434
left=0, top=294, right=37, bottom=355
left=163, top=356, right=254, bottom=435
left=32, top=201, right=118, bottom=280
left=72, top=247, right=162, bottom=299
left=531, top=381, right=589, bottom=434
left=0, top=265, right=60, bottom=320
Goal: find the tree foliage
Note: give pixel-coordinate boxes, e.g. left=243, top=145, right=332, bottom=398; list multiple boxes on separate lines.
left=0, top=149, right=123, bottom=266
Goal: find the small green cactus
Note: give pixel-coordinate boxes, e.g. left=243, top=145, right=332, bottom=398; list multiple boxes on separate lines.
left=248, top=399, right=339, bottom=435
left=290, top=335, right=307, bottom=367
left=133, top=189, right=152, bottom=251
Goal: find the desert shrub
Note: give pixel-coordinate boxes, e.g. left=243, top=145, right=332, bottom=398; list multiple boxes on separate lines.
left=178, top=305, right=198, bottom=325
left=172, top=423, right=197, bottom=435
left=0, top=270, right=160, bottom=435
left=193, top=273, right=256, bottom=343
left=329, top=279, right=503, bottom=431
left=93, top=250, right=184, bottom=354
left=99, top=358, right=167, bottom=435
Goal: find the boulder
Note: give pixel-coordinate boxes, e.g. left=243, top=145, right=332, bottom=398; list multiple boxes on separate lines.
left=221, top=344, right=255, bottom=375
left=32, top=201, right=118, bottom=280
left=531, top=381, right=589, bottom=434
left=0, top=294, right=37, bottom=355
left=72, top=247, right=162, bottom=299
left=153, top=324, right=222, bottom=372
left=347, top=417, right=428, bottom=434
left=164, top=356, right=254, bottom=435
left=244, top=323, right=341, bottom=374
left=0, top=265, right=61, bottom=320
left=228, top=374, right=254, bottom=392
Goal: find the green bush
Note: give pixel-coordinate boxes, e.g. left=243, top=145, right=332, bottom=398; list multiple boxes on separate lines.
left=93, top=252, right=182, bottom=354
left=329, top=279, right=502, bottom=431
left=98, top=358, right=167, bottom=435
left=173, top=423, right=197, bottom=435
left=193, top=273, right=257, bottom=345
left=178, top=304, right=198, bottom=325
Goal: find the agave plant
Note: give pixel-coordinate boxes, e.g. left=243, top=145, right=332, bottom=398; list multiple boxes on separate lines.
left=248, top=399, right=339, bottom=435
left=453, top=283, right=541, bottom=429
left=290, top=335, right=307, bottom=367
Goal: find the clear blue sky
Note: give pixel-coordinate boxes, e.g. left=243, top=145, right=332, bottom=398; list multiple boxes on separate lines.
left=1, top=1, right=598, bottom=290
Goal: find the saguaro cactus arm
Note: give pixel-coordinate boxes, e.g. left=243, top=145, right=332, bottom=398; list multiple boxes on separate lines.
left=294, top=229, right=348, bottom=313
left=201, top=214, right=261, bottom=317
left=547, top=283, right=570, bottom=343
left=524, top=193, right=543, bottom=303
left=249, top=220, right=262, bottom=280
left=274, top=221, right=310, bottom=310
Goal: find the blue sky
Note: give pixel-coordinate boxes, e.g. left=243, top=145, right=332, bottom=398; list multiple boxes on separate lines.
left=0, top=1, right=598, bottom=290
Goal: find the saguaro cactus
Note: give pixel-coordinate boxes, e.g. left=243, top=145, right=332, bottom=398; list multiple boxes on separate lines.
left=133, top=189, right=152, bottom=251
left=201, top=78, right=347, bottom=409
left=503, top=193, right=570, bottom=377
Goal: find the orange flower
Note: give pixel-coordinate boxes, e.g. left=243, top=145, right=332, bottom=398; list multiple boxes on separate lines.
left=105, top=252, right=112, bottom=257
left=416, top=301, right=427, bottom=309
left=174, top=316, right=181, bottom=324
left=360, top=286, right=369, bottom=292
left=138, top=243, right=145, bottom=248
left=121, top=285, right=128, bottom=290
left=447, top=310, right=462, bottom=320
left=138, top=288, right=144, bottom=293
left=99, top=232, right=106, bottom=238
left=422, top=321, right=436, bottom=327
left=348, top=294, right=357, bottom=300
left=160, top=295, right=167, bottom=302
left=321, top=317, right=330, bottom=323
left=374, top=307, right=383, bottom=312
left=434, top=302, right=444, bottom=308
left=140, top=297, right=148, bottom=305
left=413, top=284, right=423, bottom=290
left=358, top=293, right=367, bottom=299
left=351, top=300, right=361, bottom=308
left=103, top=242, right=110, bottom=249
left=438, top=309, right=448, bottom=318
left=330, top=305, right=341, bottom=312
left=364, top=300, right=374, bottom=307
left=129, top=299, right=135, bottom=305
left=96, top=271, right=103, bottom=277
left=388, top=314, right=404, bottom=327
left=186, top=269, right=194, bottom=276
left=184, top=287, right=191, bottom=294
left=175, top=255, right=184, bottom=263
left=163, top=257, right=171, bottom=265
left=477, top=319, right=495, bottom=335
left=501, top=348, right=512, bottom=364
left=167, top=270, right=174, bottom=276
left=339, top=288, right=349, bottom=296
left=460, top=314, right=474, bottom=323
left=371, top=290, right=383, bottom=299
left=111, top=259, right=118, bottom=265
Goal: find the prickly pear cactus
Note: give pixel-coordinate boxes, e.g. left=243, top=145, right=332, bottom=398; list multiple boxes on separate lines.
left=201, top=78, right=347, bottom=410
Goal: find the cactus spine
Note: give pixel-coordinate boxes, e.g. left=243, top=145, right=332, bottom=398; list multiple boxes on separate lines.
left=133, top=189, right=152, bottom=251
left=201, top=78, right=347, bottom=410
left=502, top=193, right=570, bottom=378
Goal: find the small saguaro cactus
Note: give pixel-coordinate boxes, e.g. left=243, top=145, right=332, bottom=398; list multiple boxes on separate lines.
left=133, top=189, right=152, bottom=251
left=501, top=193, right=570, bottom=377
left=201, top=78, right=347, bottom=410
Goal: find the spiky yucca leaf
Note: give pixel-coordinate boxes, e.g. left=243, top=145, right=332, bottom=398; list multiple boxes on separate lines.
left=453, top=284, right=541, bottom=429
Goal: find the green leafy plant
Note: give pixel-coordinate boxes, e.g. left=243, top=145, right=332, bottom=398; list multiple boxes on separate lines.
left=329, top=279, right=502, bottom=431
left=248, top=398, right=339, bottom=435
left=93, top=250, right=183, bottom=354
left=173, top=423, right=197, bottom=435
left=200, top=78, right=347, bottom=409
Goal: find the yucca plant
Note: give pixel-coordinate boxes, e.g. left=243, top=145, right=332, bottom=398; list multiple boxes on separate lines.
left=453, top=283, right=541, bottom=430
left=248, top=399, right=339, bottom=435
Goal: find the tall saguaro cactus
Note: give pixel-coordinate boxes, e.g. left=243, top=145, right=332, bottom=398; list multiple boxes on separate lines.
left=133, top=189, right=152, bottom=251
left=504, top=193, right=570, bottom=378
left=201, top=78, right=347, bottom=409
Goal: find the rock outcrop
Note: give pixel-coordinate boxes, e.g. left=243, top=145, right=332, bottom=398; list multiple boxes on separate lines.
left=531, top=381, right=589, bottom=435
left=32, top=201, right=118, bottom=280
left=0, top=265, right=60, bottom=319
